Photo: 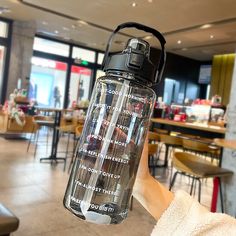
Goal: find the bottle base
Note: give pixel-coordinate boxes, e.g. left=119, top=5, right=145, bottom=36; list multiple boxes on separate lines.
left=64, top=200, right=128, bottom=225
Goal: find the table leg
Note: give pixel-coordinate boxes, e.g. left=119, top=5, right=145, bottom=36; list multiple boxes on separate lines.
left=40, top=110, right=66, bottom=166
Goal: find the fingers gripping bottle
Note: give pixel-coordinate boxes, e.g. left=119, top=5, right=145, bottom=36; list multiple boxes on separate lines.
left=64, top=22, right=166, bottom=224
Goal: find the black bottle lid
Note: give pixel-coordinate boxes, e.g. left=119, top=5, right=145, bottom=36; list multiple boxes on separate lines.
left=104, top=38, right=155, bottom=85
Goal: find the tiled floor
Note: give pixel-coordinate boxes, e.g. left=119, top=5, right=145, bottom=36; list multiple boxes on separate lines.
left=0, top=133, right=212, bottom=236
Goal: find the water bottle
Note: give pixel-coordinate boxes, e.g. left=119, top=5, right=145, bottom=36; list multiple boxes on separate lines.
left=64, top=22, right=166, bottom=224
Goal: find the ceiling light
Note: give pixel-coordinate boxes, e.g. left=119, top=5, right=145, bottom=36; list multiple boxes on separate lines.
left=54, top=30, right=59, bottom=34
left=132, top=2, right=137, bottom=7
left=42, top=21, right=48, bottom=25
left=200, top=24, right=213, bottom=29
left=71, top=24, right=76, bottom=29
left=77, top=20, right=88, bottom=26
left=0, top=6, right=11, bottom=14
left=177, top=40, right=182, bottom=44
left=148, top=0, right=153, bottom=2
left=210, top=35, right=214, bottom=39
left=143, top=35, right=152, bottom=40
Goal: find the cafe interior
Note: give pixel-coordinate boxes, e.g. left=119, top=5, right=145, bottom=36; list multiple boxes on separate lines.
left=0, top=0, right=236, bottom=235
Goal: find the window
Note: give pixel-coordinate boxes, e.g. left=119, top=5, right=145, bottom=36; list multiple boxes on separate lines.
left=96, top=69, right=105, bottom=79
left=33, top=37, right=70, bottom=57
left=29, top=57, right=67, bottom=108
left=97, top=53, right=104, bottom=64
left=0, top=21, right=8, bottom=38
left=68, top=66, right=92, bottom=107
left=72, top=47, right=95, bottom=63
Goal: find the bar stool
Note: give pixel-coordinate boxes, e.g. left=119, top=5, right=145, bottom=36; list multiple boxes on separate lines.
left=169, top=152, right=233, bottom=212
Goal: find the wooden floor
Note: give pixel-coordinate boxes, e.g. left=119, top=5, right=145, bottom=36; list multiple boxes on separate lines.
left=0, top=132, right=212, bottom=236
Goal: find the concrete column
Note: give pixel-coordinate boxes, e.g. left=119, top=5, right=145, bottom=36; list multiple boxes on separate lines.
left=6, top=20, right=36, bottom=99
left=220, top=56, right=236, bottom=216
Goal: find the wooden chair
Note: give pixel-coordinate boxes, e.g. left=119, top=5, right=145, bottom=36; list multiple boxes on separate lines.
left=148, top=143, right=159, bottom=176
left=57, top=124, right=76, bottom=161
left=159, top=134, right=183, bottom=167
left=67, top=125, right=84, bottom=173
left=169, top=152, right=233, bottom=212
left=130, top=143, right=158, bottom=210
left=27, top=115, right=54, bottom=158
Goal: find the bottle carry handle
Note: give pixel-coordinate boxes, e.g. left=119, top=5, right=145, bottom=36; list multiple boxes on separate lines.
left=102, top=22, right=166, bottom=84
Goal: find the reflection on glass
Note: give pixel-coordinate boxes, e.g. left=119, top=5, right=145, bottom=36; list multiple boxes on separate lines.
left=69, top=66, right=92, bottom=107
left=29, top=57, right=67, bottom=108
left=0, top=46, right=6, bottom=95
left=33, top=37, right=70, bottom=57
left=72, top=47, right=95, bottom=63
left=97, top=53, right=104, bottom=64
left=0, top=21, right=8, bottom=38
left=96, top=69, right=105, bottom=79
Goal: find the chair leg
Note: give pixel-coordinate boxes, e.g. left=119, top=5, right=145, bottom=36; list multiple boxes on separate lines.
left=197, top=178, right=201, bottom=203
left=34, top=130, right=40, bottom=159
left=164, top=144, right=170, bottom=168
left=27, top=132, right=34, bottom=152
left=218, top=178, right=224, bottom=213
left=68, top=138, right=79, bottom=174
left=130, top=196, right=134, bottom=211
left=63, top=133, right=71, bottom=172
left=190, top=177, right=195, bottom=196
left=169, top=171, right=179, bottom=190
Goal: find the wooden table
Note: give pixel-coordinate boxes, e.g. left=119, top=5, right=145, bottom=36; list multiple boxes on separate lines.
left=151, top=118, right=226, bottom=136
left=214, top=139, right=236, bottom=150
left=38, top=109, right=67, bottom=170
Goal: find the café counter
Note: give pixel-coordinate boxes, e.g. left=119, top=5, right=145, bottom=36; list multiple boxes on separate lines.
left=151, top=118, right=226, bottom=138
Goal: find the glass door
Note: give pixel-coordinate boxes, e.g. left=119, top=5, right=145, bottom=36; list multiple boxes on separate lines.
left=68, top=65, right=93, bottom=107
left=0, top=46, right=6, bottom=96
left=29, top=57, right=68, bottom=108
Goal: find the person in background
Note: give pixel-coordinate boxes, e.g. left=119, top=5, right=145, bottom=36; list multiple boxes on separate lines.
left=133, top=138, right=236, bottom=235
left=53, top=86, right=61, bottom=108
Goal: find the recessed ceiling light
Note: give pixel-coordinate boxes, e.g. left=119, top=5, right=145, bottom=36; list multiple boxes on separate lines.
left=42, top=21, right=48, bottom=25
left=148, top=0, right=153, bottom=2
left=210, top=35, right=214, bottom=39
left=143, top=35, right=152, bottom=40
left=177, top=40, right=182, bottom=44
left=54, top=30, right=59, bottom=34
left=132, top=2, right=137, bottom=7
left=200, top=24, right=213, bottom=29
left=77, top=20, right=88, bottom=26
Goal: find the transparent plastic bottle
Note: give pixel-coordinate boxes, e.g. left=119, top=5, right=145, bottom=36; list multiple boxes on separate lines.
left=64, top=22, right=166, bottom=224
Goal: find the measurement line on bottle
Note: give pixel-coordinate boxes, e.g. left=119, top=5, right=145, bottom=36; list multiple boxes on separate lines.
left=78, top=164, right=121, bottom=179
left=79, top=148, right=129, bottom=164
left=93, top=103, right=143, bottom=118
left=98, top=88, right=152, bottom=104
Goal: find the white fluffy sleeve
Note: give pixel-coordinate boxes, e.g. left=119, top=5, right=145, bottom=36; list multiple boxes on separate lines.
left=151, top=190, right=236, bottom=236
